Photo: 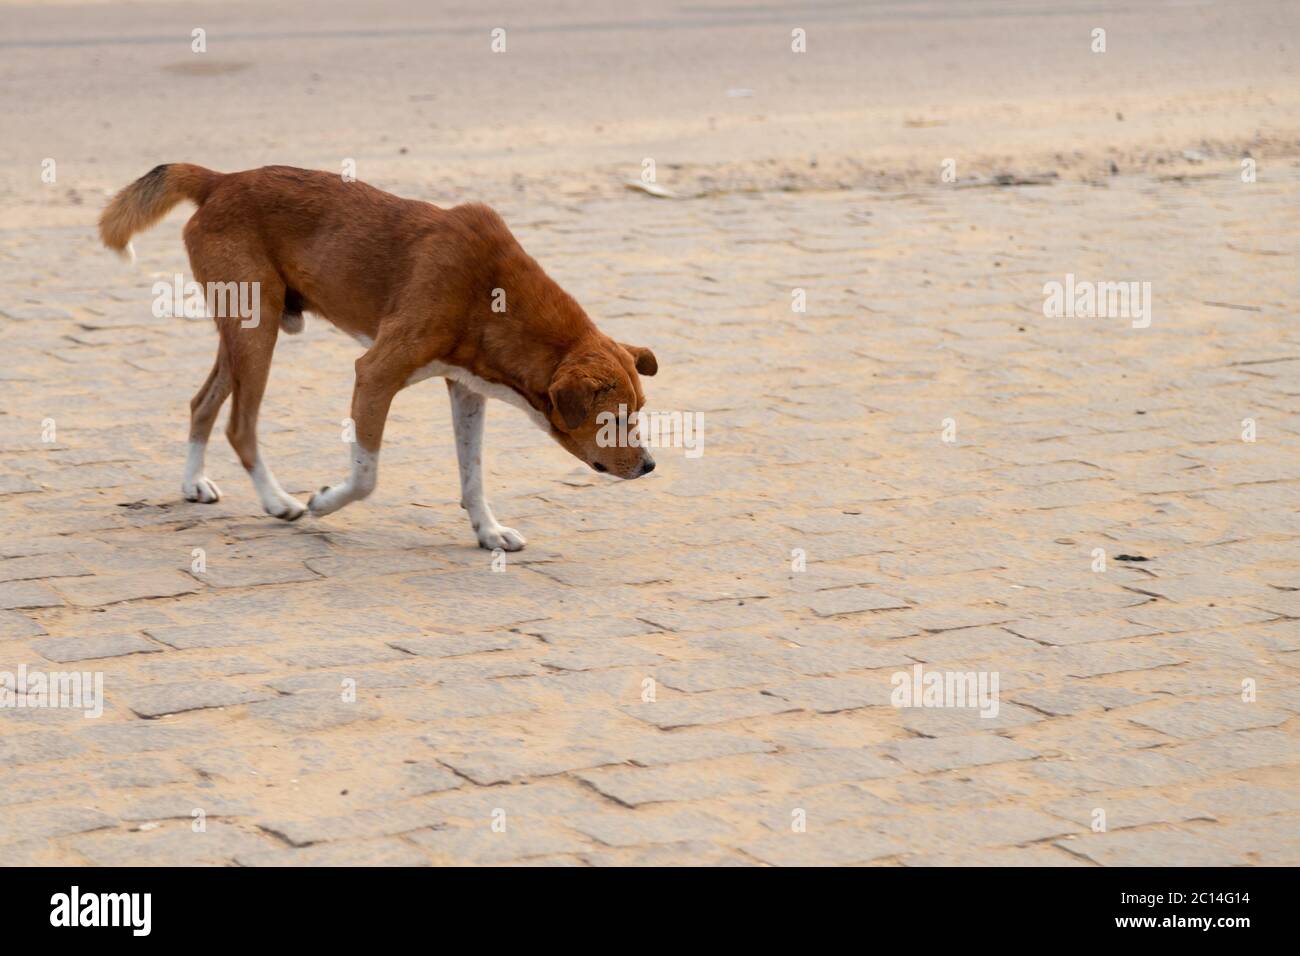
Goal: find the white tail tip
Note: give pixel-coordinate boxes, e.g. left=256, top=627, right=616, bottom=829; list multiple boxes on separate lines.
left=115, top=241, right=136, bottom=265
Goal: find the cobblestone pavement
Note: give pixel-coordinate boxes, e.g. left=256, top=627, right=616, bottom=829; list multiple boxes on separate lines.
left=1, top=168, right=1298, bottom=865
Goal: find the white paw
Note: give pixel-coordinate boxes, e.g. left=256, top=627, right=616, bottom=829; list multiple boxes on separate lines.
left=182, top=476, right=221, bottom=503
left=264, top=491, right=306, bottom=521
left=477, top=524, right=526, bottom=552
left=308, top=484, right=351, bottom=517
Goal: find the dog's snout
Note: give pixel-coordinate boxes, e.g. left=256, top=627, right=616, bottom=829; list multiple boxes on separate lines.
left=639, top=458, right=656, bottom=476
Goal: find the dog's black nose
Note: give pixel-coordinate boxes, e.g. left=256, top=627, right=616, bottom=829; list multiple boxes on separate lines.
left=592, top=461, right=607, bottom=473
left=640, top=458, right=655, bottom=475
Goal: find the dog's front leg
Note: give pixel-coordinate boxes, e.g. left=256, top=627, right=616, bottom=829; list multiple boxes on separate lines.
left=308, top=334, right=410, bottom=518
left=447, top=379, right=525, bottom=551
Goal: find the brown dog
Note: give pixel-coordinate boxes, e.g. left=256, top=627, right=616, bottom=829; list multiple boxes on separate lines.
left=99, top=164, right=657, bottom=550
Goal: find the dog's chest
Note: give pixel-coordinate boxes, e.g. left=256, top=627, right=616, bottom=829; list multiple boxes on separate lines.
left=406, top=360, right=549, bottom=431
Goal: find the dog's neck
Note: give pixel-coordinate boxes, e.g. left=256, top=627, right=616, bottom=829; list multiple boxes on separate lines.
left=466, top=249, right=599, bottom=424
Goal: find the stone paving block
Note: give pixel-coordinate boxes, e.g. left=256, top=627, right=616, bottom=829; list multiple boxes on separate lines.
left=264, top=667, right=422, bottom=695
left=117, top=792, right=254, bottom=823
left=727, top=784, right=901, bottom=830
left=265, top=642, right=408, bottom=669
left=1011, top=683, right=1154, bottom=716
left=782, top=565, right=891, bottom=593
left=522, top=667, right=645, bottom=702
left=619, top=730, right=776, bottom=767
left=1127, top=700, right=1291, bottom=740
left=895, top=775, right=1037, bottom=809
left=1193, top=816, right=1300, bottom=865
left=621, top=690, right=798, bottom=729
left=877, top=807, right=1080, bottom=850
left=129, top=653, right=271, bottom=682
left=1163, top=728, right=1297, bottom=773
left=766, top=675, right=893, bottom=713
left=806, top=589, right=910, bottom=617
left=52, top=716, right=204, bottom=758
left=1032, top=750, right=1199, bottom=792
left=259, top=800, right=446, bottom=847
left=143, top=622, right=276, bottom=649
left=436, top=747, right=623, bottom=785
left=0, top=768, right=94, bottom=808
left=1124, top=604, right=1276, bottom=634
left=52, top=570, right=199, bottom=607
left=190, top=562, right=320, bottom=589
left=906, top=607, right=1019, bottom=632
left=654, top=656, right=793, bottom=692
left=740, top=827, right=905, bottom=866
left=0, top=579, right=63, bottom=609
left=576, top=762, right=766, bottom=807
left=904, top=845, right=1086, bottom=866
left=1126, top=574, right=1276, bottom=604
left=892, top=626, right=1040, bottom=661
left=1246, top=589, right=1300, bottom=618
left=425, top=779, right=608, bottom=824
left=30, top=632, right=161, bottom=662
left=0, top=731, right=85, bottom=766
left=537, top=641, right=667, bottom=672
left=638, top=603, right=786, bottom=633
left=518, top=616, right=663, bottom=642
left=1191, top=782, right=1300, bottom=817
left=751, top=747, right=905, bottom=787
left=0, top=804, right=116, bottom=845
left=764, top=640, right=914, bottom=674
left=1057, top=828, right=1253, bottom=866
left=387, top=631, right=538, bottom=658
left=304, top=551, right=449, bottom=578
left=401, top=594, right=547, bottom=630
left=0, top=552, right=91, bottom=583
left=384, top=682, right=539, bottom=721
left=0, top=476, right=42, bottom=496
left=72, top=821, right=277, bottom=865
left=882, top=734, right=1039, bottom=773
left=1046, top=794, right=1218, bottom=830
left=571, top=808, right=736, bottom=847
left=1004, top=617, right=1161, bottom=646
left=897, top=701, right=1044, bottom=736
left=124, top=681, right=274, bottom=718
left=246, top=692, right=377, bottom=732
left=0, top=609, right=45, bottom=638
left=879, top=551, right=1009, bottom=577
left=1050, top=643, right=1186, bottom=678
left=407, top=822, right=592, bottom=863
left=236, top=837, right=431, bottom=866
left=678, top=629, right=788, bottom=656
left=94, top=756, right=191, bottom=789
left=580, top=839, right=753, bottom=867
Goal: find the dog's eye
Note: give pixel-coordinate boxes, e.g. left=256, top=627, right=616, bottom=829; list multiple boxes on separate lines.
left=592, top=462, right=608, bottom=473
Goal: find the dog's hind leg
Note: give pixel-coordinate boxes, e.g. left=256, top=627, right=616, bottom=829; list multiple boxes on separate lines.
left=182, top=343, right=231, bottom=503
left=307, top=325, right=419, bottom=518
left=445, top=379, right=525, bottom=552
left=220, top=278, right=305, bottom=520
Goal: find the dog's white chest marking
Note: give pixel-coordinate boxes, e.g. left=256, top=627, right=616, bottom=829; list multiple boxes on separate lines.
left=406, top=360, right=549, bottom=432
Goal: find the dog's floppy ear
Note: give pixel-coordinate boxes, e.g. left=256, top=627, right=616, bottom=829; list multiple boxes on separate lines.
left=548, top=367, right=596, bottom=430
left=620, top=343, right=658, bottom=376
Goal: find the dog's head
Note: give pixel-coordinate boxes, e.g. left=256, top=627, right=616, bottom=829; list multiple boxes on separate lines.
left=547, top=339, right=658, bottom=479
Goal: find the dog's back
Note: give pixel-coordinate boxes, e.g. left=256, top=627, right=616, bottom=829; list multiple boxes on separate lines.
left=100, top=164, right=527, bottom=339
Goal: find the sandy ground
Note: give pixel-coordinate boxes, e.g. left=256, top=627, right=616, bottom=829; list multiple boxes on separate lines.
left=1, top=0, right=1298, bottom=866
left=4, top=0, right=1300, bottom=216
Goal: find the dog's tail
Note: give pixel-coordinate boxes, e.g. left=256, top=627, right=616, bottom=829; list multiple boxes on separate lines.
left=99, top=163, right=221, bottom=263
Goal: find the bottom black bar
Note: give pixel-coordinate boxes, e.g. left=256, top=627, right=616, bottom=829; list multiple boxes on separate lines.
left=4, top=865, right=1277, bottom=940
